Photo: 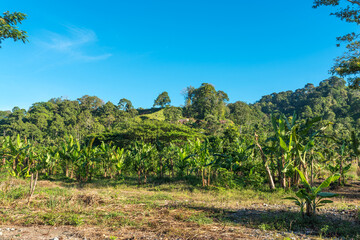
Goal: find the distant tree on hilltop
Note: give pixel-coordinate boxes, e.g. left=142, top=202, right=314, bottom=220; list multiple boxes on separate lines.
left=153, top=92, right=171, bottom=108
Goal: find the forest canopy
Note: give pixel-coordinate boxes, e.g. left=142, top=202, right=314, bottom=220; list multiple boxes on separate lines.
left=0, top=77, right=358, bottom=146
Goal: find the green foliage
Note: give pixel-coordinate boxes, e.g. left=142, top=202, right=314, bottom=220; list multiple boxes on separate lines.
left=285, top=168, right=340, bottom=218
left=0, top=81, right=357, bottom=196
left=313, top=0, right=360, bottom=87
left=0, top=11, right=28, bottom=46
left=328, top=142, right=352, bottom=185
left=41, top=212, right=83, bottom=226
left=163, top=106, right=182, bottom=122
left=91, top=120, right=204, bottom=147
left=136, top=108, right=165, bottom=121
left=184, top=83, right=229, bottom=120
left=118, top=98, right=134, bottom=112
left=153, top=91, right=171, bottom=108
left=228, top=101, right=264, bottom=129
left=187, top=212, right=213, bottom=225
left=2, top=135, right=36, bottom=178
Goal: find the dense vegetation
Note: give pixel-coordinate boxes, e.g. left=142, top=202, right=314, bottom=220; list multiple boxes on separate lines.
left=0, top=77, right=358, bottom=193
left=2, top=2, right=360, bottom=238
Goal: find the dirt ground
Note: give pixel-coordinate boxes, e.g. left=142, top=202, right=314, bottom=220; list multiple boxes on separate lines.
left=0, top=180, right=359, bottom=240
left=0, top=225, right=308, bottom=240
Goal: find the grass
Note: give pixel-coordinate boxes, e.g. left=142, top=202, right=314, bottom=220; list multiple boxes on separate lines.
left=135, top=108, right=165, bottom=121
left=0, top=176, right=360, bottom=239
left=187, top=212, right=213, bottom=225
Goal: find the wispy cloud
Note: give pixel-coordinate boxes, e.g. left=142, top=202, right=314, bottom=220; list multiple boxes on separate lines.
left=40, top=26, right=112, bottom=61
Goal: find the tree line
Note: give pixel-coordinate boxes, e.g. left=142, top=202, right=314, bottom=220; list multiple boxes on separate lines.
left=0, top=78, right=359, bottom=190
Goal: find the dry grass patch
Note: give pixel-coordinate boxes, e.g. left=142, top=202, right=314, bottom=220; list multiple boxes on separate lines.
left=1, top=179, right=360, bottom=239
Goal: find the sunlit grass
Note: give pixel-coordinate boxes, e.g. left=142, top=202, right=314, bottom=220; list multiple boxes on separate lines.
left=1, top=177, right=360, bottom=238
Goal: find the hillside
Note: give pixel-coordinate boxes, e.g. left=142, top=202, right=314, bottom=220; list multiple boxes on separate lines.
left=0, top=77, right=359, bottom=144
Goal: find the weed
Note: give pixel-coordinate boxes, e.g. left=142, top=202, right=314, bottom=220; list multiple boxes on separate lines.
left=40, top=187, right=69, bottom=197
left=46, top=196, right=61, bottom=209
left=104, top=211, right=126, bottom=219
left=320, top=225, right=329, bottom=237
left=187, top=212, right=213, bottom=225
left=41, top=212, right=83, bottom=226
left=258, top=223, right=271, bottom=231
left=149, top=193, right=173, bottom=201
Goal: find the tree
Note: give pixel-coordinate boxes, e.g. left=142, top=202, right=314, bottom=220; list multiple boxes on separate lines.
left=0, top=11, right=28, bottom=47
left=96, top=101, right=118, bottom=128
left=118, top=98, right=134, bottom=112
left=163, top=106, right=182, bottom=122
left=228, top=101, right=253, bottom=125
left=184, top=83, right=229, bottom=119
left=153, top=91, right=171, bottom=108
left=118, top=98, right=138, bottom=118
left=313, top=1, right=360, bottom=87
left=77, top=95, right=104, bottom=111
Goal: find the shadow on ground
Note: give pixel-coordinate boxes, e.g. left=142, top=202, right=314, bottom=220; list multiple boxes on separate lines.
left=166, top=201, right=360, bottom=239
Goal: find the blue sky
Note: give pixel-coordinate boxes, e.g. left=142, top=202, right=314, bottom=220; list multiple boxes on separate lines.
left=0, top=1, right=356, bottom=110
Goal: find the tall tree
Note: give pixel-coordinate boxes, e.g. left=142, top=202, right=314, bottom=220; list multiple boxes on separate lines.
left=118, top=98, right=138, bottom=118
left=0, top=11, right=28, bottom=47
left=184, top=83, right=229, bottom=120
left=118, top=98, right=134, bottom=112
left=77, top=95, right=104, bottom=111
left=313, top=0, right=360, bottom=87
left=153, top=91, right=171, bottom=108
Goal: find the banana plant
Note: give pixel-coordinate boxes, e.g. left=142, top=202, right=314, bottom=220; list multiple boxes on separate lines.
left=58, top=135, right=78, bottom=178
left=328, top=142, right=352, bottom=186
left=272, top=113, right=331, bottom=187
left=27, top=147, right=49, bottom=205
left=4, top=135, right=32, bottom=178
left=76, top=137, right=98, bottom=182
left=223, top=138, right=251, bottom=175
left=129, top=141, right=156, bottom=185
left=285, top=168, right=340, bottom=218
left=154, top=138, right=166, bottom=178
left=271, top=113, right=297, bottom=188
left=37, top=147, right=55, bottom=178
left=175, top=144, right=192, bottom=177
left=1, top=135, right=42, bottom=205
left=114, top=147, right=125, bottom=177
left=187, top=139, right=222, bottom=187
left=99, top=141, right=118, bottom=178
left=163, top=143, right=180, bottom=178
left=0, top=137, right=10, bottom=168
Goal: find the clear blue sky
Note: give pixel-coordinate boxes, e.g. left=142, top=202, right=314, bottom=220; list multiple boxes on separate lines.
left=0, top=1, right=356, bottom=110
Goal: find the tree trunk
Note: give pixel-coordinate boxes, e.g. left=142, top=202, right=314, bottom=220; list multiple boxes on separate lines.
left=28, top=171, right=38, bottom=205
left=306, top=201, right=313, bottom=217
left=208, top=167, right=211, bottom=186
left=138, top=170, right=141, bottom=185
left=280, top=155, right=286, bottom=189
left=339, top=156, right=343, bottom=186
left=311, top=157, right=314, bottom=187
left=254, top=133, right=276, bottom=190
left=301, top=162, right=308, bottom=183
left=202, top=168, right=206, bottom=187
left=159, top=158, right=163, bottom=178
left=65, top=164, right=69, bottom=178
